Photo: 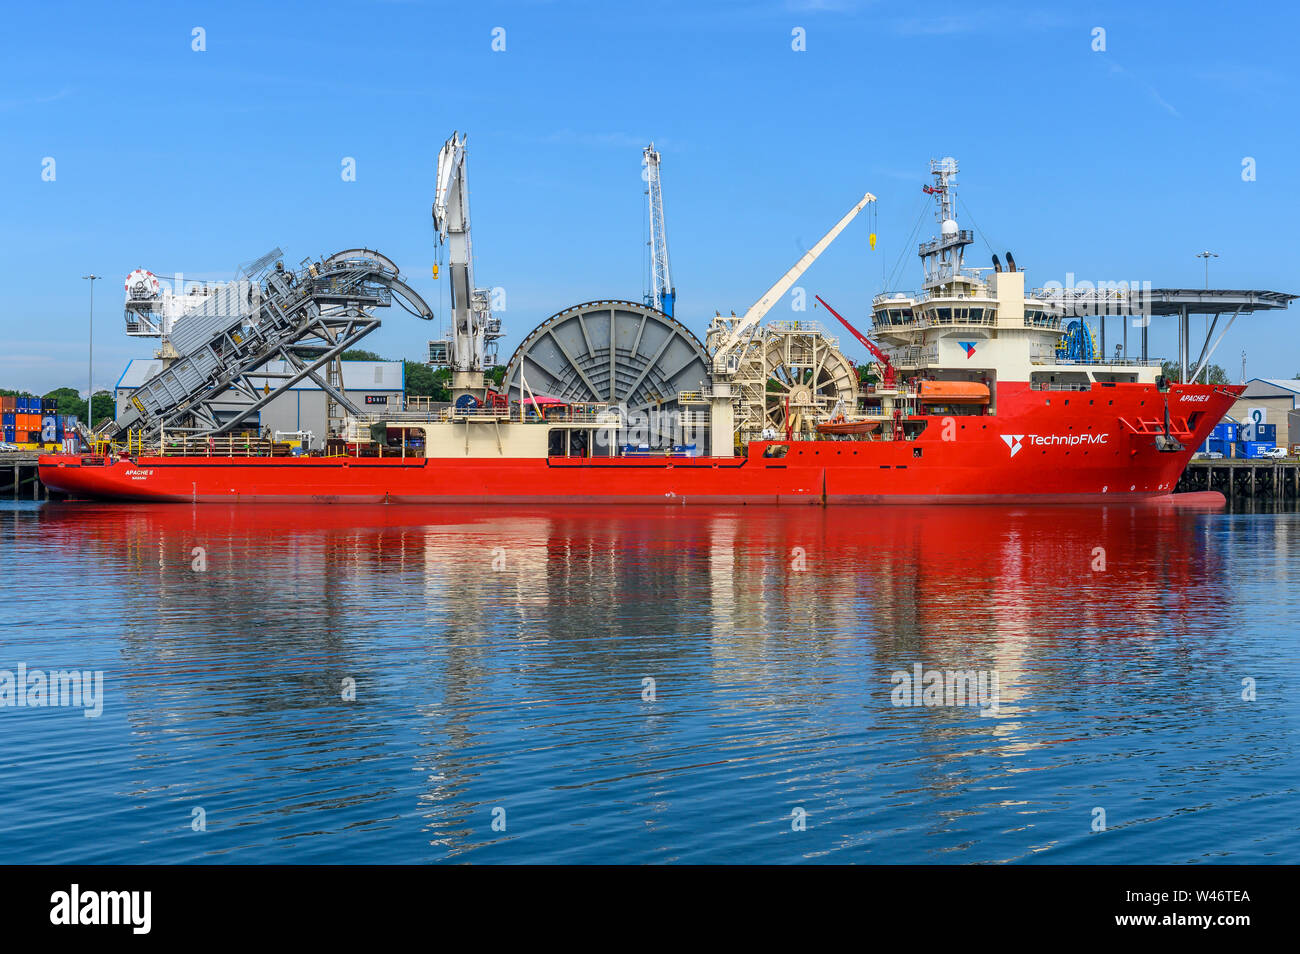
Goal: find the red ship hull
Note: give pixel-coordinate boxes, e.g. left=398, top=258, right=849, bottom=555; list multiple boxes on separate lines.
left=39, top=383, right=1239, bottom=504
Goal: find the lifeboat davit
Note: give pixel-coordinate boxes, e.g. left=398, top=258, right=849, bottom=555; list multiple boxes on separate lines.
left=918, top=380, right=990, bottom=404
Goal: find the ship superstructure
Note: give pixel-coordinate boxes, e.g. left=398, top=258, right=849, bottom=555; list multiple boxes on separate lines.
left=869, top=158, right=1157, bottom=408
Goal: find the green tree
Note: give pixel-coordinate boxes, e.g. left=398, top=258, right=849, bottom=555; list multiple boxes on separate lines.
left=42, top=387, right=87, bottom=423
left=340, top=349, right=384, bottom=361
left=432, top=367, right=451, bottom=401
left=1160, top=361, right=1229, bottom=385
left=404, top=361, right=451, bottom=401
left=90, top=390, right=114, bottom=427
left=487, top=365, right=506, bottom=387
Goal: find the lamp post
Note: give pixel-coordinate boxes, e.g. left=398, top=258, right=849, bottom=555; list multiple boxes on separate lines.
left=1194, top=253, right=1218, bottom=384
left=82, top=275, right=100, bottom=440
left=1196, top=250, right=1218, bottom=290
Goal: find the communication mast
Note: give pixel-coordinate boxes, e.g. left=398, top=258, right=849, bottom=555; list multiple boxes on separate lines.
left=919, top=157, right=972, bottom=289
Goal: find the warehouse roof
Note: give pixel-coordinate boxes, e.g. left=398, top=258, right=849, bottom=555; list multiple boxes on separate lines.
left=1240, top=378, right=1300, bottom=405
left=116, top=359, right=405, bottom=392
left=1249, top=378, right=1300, bottom=394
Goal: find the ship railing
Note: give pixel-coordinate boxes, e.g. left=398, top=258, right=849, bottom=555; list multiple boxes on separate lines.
left=1028, top=382, right=1093, bottom=392
left=1031, top=288, right=1138, bottom=309
left=442, top=406, right=512, bottom=422
left=765, top=320, right=840, bottom=348
left=439, top=404, right=623, bottom=426
left=350, top=409, right=442, bottom=425
left=1024, top=315, right=1066, bottom=330
left=871, top=313, right=996, bottom=332
left=739, top=428, right=910, bottom=445
left=886, top=345, right=939, bottom=367
left=918, top=230, right=974, bottom=254
left=402, top=396, right=452, bottom=414
left=342, top=404, right=629, bottom=427
left=874, top=291, right=919, bottom=305
left=521, top=406, right=624, bottom=425
left=1030, top=346, right=1163, bottom=367
left=766, top=319, right=824, bottom=334
left=154, top=435, right=293, bottom=457
left=914, top=289, right=996, bottom=304
left=916, top=312, right=997, bottom=327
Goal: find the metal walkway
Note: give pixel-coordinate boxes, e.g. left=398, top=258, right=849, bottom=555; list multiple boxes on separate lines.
left=108, top=248, right=433, bottom=441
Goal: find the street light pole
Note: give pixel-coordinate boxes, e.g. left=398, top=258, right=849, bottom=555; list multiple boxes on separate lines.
left=1196, top=250, right=1218, bottom=290
left=82, top=275, right=100, bottom=442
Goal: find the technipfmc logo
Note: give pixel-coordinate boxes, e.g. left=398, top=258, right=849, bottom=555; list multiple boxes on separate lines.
left=1002, top=433, right=1110, bottom=458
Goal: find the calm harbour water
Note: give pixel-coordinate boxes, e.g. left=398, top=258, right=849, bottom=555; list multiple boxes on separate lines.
left=0, top=498, right=1296, bottom=864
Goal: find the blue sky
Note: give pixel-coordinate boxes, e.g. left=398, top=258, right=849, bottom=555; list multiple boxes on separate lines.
left=2, top=0, right=1298, bottom=395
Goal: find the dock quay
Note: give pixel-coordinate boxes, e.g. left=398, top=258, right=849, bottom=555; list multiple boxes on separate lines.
left=1, top=453, right=52, bottom=501
left=1177, top=458, right=1300, bottom=501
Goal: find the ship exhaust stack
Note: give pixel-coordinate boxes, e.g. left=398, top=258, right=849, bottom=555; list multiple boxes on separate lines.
left=992, top=254, right=1002, bottom=273
left=1005, top=252, right=1017, bottom=272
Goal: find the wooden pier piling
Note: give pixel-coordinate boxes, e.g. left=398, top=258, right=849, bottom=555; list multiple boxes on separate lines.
left=1, top=454, right=51, bottom=501
left=1179, top=458, right=1300, bottom=502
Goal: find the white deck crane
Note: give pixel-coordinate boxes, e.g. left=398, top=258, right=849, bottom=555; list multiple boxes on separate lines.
left=431, top=131, right=500, bottom=397
left=643, top=143, right=675, bottom=317
left=707, top=191, right=876, bottom=455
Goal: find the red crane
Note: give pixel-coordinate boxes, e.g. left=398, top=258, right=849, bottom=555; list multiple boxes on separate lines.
left=814, top=295, right=896, bottom=389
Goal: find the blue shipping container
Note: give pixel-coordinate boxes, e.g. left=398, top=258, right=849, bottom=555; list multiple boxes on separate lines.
left=1258, top=424, right=1277, bottom=441
left=1216, top=422, right=1238, bottom=442
left=2, top=427, right=14, bottom=443
left=1, top=412, right=14, bottom=427
left=1207, top=439, right=1230, bottom=455
left=1237, top=441, right=1275, bottom=459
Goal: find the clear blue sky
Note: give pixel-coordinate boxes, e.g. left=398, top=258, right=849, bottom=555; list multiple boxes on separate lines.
left=2, top=0, right=1298, bottom=396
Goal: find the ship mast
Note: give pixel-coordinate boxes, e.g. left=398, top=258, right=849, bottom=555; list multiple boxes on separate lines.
left=920, top=157, right=973, bottom=290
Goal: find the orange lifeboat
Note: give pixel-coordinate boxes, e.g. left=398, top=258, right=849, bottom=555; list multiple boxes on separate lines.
left=817, top=418, right=881, bottom=436
left=918, top=380, right=990, bottom=405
